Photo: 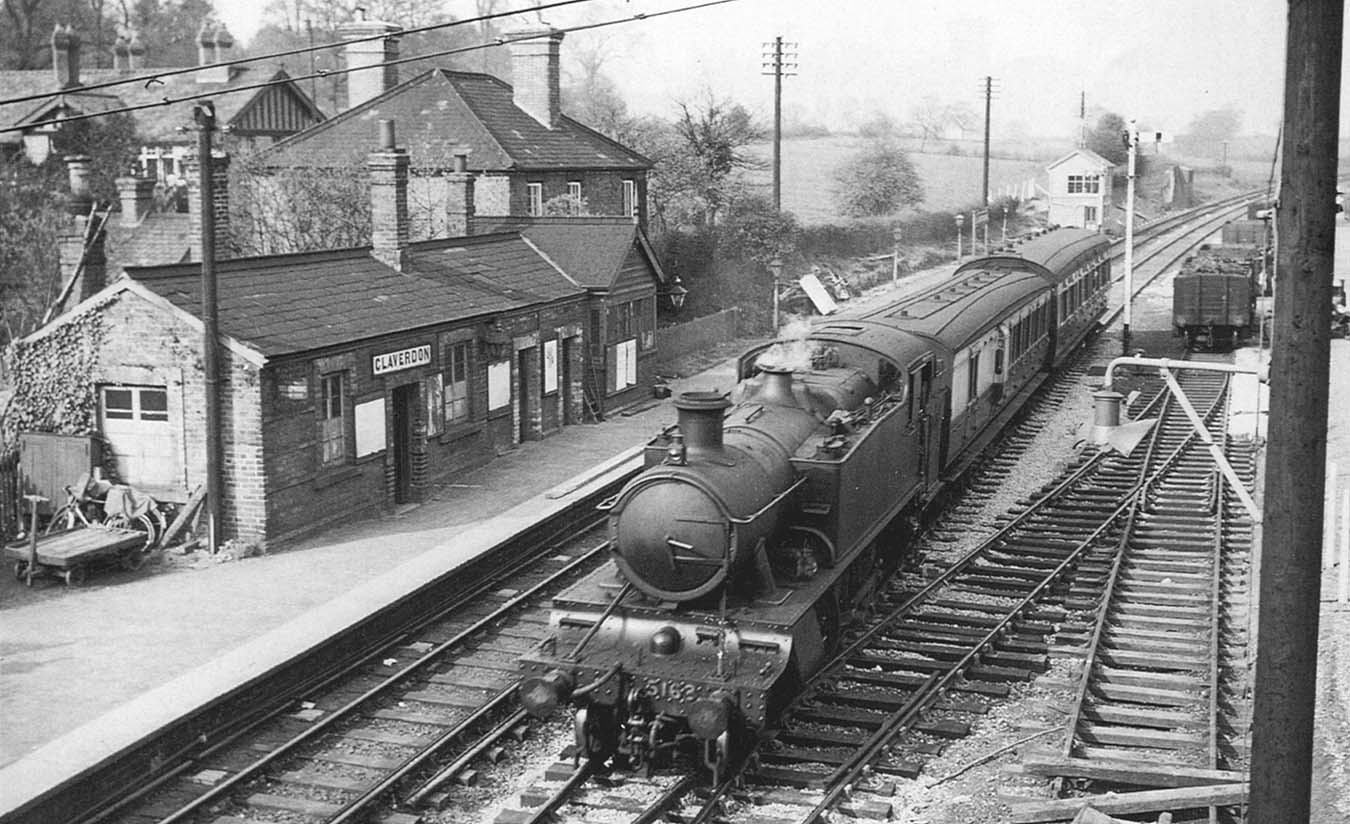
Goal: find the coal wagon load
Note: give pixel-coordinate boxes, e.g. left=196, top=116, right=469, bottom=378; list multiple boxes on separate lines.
left=1173, top=244, right=1260, bottom=349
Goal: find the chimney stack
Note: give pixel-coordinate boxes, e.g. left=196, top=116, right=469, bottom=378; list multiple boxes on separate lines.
left=338, top=10, right=401, bottom=110
left=58, top=155, right=107, bottom=309
left=196, top=21, right=233, bottom=84
left=116, top=173, right=157, bottom=226
left=51, top=25, right=81, bottom=89
left=445, top=153, right=475, bottom=238
left=368, top=119, right=410, bottom=272
left=185, top=150, right=231, bottom=261
left=113, top=34, right=129, bottom=72
left=508, top=28, right=564, bottom=129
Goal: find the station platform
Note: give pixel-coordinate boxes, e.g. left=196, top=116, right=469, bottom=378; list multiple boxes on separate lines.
left=0, top=341, right=754, bottom=815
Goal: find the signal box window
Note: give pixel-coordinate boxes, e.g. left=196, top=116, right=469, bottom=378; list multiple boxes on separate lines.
left=320, top=372, right=345, bottom=466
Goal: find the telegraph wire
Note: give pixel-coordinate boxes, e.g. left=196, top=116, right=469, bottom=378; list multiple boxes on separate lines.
left=0, top=0, right=602, bottom=108
left=0, top=0, right=744, bottom=136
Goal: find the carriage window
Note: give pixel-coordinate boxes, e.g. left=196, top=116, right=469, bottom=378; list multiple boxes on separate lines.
left=967, top=353, right=979, bottom=402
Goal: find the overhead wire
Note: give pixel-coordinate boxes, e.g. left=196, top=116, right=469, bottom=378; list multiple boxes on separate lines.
left=0, top=0, right=600, bottom=107
left=0, top=0, right=743, bottom=136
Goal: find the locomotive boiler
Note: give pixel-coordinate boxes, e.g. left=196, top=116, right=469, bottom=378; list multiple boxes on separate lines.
left=517, top=228, right=1113, bottom=778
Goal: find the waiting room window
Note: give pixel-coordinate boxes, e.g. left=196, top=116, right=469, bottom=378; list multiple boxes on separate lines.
left=622, top=179, right=637, bottom=218
left=443, top=341, right=471, bottom=424
left=568, top=181, right=581, bottom=200
left=527, top=182, right=544, bottom=216
left=320, top=372, right=345, bottom=466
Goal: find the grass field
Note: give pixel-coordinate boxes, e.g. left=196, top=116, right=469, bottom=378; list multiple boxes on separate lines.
left=742, top=136, right=1056, bottom=224
left=741, top=135, right=1276, bottom=226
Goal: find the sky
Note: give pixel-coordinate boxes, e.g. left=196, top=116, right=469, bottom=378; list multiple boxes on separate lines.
left=213, top=0, right=1294, bottom=142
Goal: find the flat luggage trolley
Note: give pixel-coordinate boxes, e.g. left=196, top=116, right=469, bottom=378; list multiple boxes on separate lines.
left=7, top=525, right=152, bottom=586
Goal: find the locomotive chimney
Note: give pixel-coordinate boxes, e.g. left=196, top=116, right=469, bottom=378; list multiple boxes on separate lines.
left=674, top=391, right=731, bottom=452
left=756, top=365, right=798, bottom=407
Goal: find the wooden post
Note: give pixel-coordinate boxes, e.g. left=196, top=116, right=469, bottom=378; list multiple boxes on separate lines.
left=1250, top=2, right=1342, bottom=821
left=22, top=495, right=46, bottom=586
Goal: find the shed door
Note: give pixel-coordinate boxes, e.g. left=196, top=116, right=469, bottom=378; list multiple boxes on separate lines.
left=100, top=385, right=179, bottom=493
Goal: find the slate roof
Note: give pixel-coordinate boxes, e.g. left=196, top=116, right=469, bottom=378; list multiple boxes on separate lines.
left=123, top=232, right=584, bottom=358
left=1047, top=148, right=1115, bottom=171
left=475, top=216, right=670, bottom=291
left=0, top=64, right=324, bottom=146
left=105, top=211, right=192, bottom=274
left=257, top=69, right=650, bottom=172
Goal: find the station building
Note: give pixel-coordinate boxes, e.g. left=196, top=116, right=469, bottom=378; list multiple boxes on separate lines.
left=9, top=127, right=674, bottom=548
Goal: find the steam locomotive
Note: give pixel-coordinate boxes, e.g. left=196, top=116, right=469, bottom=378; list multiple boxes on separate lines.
left=518, top=228, right=1112, bottom=777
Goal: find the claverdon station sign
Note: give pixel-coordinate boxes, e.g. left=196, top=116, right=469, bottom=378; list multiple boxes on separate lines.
left=372, top=344, right=432, bottom=375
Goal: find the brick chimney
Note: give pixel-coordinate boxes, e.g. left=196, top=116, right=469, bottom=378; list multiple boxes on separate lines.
left=445, top=154, right=475, bottom=238
left=51, top=25, right=81, bottom=89
left=116, top=173, right=157, bottom=226
left=368, top=120, right=410, bottom=271
left=113, top=34, right=129, bottom=72
left=509, top=28, right=564, bottom=129
left=128, top=30, right=145, bottom=69
left=185, top=150, right=231, bottom=261
left=196, top=21, right=232, bottom=84
left=338, top=11, right=401, bottom=110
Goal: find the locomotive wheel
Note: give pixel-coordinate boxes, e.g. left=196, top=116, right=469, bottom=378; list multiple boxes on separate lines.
left=575, top=707, right=618, bottom=769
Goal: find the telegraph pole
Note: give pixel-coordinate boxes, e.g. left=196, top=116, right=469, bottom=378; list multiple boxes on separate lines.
left=194, top=101, right=223, bottom=554
left=1250, top=1, right=1342, bottom=821
left=980, top=76, right=998, bottom=206
left=762, top=36, right=797, bottom=211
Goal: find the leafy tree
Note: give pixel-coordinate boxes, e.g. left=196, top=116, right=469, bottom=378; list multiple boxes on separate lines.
left=832, top=139, right=923, bottom=218
left=721, top=194, right=799, bottom=268
left=0, top=158, right=66, bottom=345
left=1086, top=112, right=1129, bottom=165
left=672, top=92, right=764, bottom=226
left=1183, top=108, right=1243, bottom=156
left=857, top=112, right=895, bottom=139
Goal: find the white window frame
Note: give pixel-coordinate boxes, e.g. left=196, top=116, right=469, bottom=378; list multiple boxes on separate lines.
left=567, top=181, right=581, bottom=200
left=320, top=372, right=346, bottom=466
left=527, top=182, right=544, bottom=216
left=622, top=179, right=637, bottom=218
left=443, top=340, right=471, bottom=424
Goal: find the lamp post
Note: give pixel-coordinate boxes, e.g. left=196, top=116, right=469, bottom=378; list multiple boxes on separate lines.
left=954, top=214, right=965, bottom=259
left=667, top=281, right=688, bottom=311
left=769, top=257, right=783, bottom=333
left=892, top=227, right=902, bottom=284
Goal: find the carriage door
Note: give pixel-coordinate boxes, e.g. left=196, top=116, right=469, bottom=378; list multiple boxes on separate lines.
left=908, top=360, right=935, bottom=488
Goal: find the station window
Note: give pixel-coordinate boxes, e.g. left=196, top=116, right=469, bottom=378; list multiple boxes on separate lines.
left=320, top=372, right=346, bottom=466
left=527, top=182, right=544, bottom=216
left=443, top=341, right=471, bottom=424
left=568, top=181, right=582, bottom=200
left=102, top=385, right=169, bottom=422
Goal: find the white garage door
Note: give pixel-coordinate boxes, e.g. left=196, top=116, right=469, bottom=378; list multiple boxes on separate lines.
left=100, top=385, right=180, bottom=493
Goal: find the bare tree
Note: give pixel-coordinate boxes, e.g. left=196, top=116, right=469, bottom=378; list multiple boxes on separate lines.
left=909, top=96, right=950, bottom=151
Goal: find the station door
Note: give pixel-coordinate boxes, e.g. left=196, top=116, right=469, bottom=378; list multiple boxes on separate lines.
left=99, top=384, right=180, bottom=494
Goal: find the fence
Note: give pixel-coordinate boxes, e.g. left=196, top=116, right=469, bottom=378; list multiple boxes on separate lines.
left=655, top=308, right=742, bottom=363
left=0, top=450, right=17, bottom=540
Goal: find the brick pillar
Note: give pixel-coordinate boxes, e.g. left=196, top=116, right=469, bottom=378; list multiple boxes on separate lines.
left=185, top=150, right=231, bottom=261
left=368, top=119, right=410, bottom=272
left=445, top=153, right=475, bottom=238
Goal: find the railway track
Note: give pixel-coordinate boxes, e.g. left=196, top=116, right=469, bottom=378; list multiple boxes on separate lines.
left=1009, top=359, right=1256, bottom=823
left=58, top=199, right=1260, bottom=824
left=85, top=486, right=635, bottom=824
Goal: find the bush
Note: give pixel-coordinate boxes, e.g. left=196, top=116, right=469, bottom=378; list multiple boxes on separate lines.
left=832, top=139, right=923, bottom=218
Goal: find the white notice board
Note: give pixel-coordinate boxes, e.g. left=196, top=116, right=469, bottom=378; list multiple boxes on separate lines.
left=354, top=397, right=385, bottom=457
